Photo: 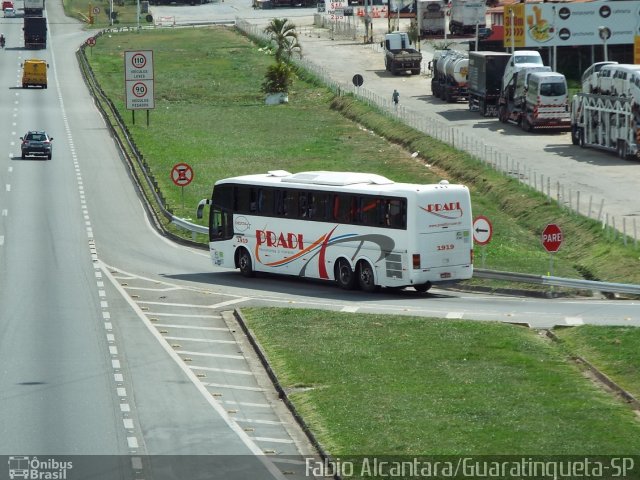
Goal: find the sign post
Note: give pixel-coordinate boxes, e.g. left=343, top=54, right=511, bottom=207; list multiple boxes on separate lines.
left=124, top=50, right=155, bottom=126
left=171, top=163, right=194, bottom=208
left=472, top=215, right=493, bottom=268
left=541, top=223, right=563, bottom=277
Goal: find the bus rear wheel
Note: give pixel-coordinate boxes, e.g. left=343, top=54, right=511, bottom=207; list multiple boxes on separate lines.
left=237, top=248, right=254, bottom=278
left=335, top=258, right=356, bottom=290
left=414, top=282, right=432, bottom=293
left=357, top=261, right=378, bottom=293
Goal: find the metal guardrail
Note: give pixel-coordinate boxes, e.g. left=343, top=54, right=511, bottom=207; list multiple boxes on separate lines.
left=475, top=269, right=640, bottom=296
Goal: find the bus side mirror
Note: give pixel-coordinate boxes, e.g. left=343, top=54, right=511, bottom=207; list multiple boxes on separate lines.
left=196, top=198, right=211, bottom=220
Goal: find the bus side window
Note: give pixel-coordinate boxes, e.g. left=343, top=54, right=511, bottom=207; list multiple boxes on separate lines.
left=258, top=188, right=275, bottom=215
left=276, top=190, right=288, bottom=216
left=333, top=194, right=353, bottom=223
left=284, top=190, right=298, bottom=218
left=249, top=188, right=258, bottom=213
left=388, top=199, right=406, bottom=228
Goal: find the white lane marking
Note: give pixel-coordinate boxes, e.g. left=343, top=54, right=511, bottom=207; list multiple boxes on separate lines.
left=223, top=400, right=271, bottom=408
left=145, top=312, right=219, bottom=319
left=446, top=312, right=464, bottom=319
left=154, top=324, right=228, bottom=332
left=341, top=306, right=359, bottom=313
left=100, top=262, right=288, bottom=479
left=0, top=236, right=4, bottom=246
left=127, top=437, right=139, bottom=449
left=189, top=365, right=253, bottom=376
left=235, top=418, right=284, bottom=426
left=163, top=336, right=235, bottom=344
left=123, top=419, right=135, bottom=430
left=117, top=387, right=127, bottom=397
left=565, top=317, right=584, bottom=325
left=175, top=350, right=244, bottom=360
left=251, top=437, right=295, bottom=444
left=203, top=382, right=265, bottom=393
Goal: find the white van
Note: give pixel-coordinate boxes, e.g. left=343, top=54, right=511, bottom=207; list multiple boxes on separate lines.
left=581, top=61, right=617, bottom=93
left=611, top=64, right=640, bottom=97
left=522, top=71, right=570, bottom=130
left=596, top=64, right=640, bottom=96
left=502, top=50, right=544, bottom=91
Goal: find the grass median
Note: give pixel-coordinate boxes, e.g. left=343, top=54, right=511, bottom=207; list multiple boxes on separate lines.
left=242, top=308, right=640, bottom=458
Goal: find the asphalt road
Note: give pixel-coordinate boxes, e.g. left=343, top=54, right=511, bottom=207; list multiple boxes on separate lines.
left=1, top=2, right=639, bottom=478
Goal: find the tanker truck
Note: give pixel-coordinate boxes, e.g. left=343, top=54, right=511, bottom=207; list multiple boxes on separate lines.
left=430, top=50, right=468, bottom=103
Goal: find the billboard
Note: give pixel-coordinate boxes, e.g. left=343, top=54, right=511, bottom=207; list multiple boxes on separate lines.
left=503, top=0, right=640, bottom=48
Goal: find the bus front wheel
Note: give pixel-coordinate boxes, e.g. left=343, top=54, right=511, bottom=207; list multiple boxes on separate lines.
left=335, top=258, right=356, bottom=290
left=237, top=248, right=254, bottom=278
left=357, top=261, right=378, bottom=292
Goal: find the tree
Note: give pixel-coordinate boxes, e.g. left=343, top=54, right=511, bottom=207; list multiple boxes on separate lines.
left=261, top=62, right=294, bottom=94
left=263, top=18, right=301, bottom=63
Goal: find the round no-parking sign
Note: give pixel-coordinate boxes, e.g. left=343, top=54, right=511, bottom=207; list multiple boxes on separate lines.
left=171, top=163, right=194, bottom=187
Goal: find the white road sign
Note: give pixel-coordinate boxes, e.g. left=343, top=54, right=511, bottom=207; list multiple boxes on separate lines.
left=125, top=50, right=154, bottom=80
left=472, top=216, right=493, bottom=245
left=126, top=79, right=155, bottom=110
left=124, top=50, right=155, bottom=110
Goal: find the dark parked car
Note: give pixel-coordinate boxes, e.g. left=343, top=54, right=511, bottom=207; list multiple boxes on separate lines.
left=477, top=27, right=493, bottom=40
left=21, top=130, right=53, bottom=159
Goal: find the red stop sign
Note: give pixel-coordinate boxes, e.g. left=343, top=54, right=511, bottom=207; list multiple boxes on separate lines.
left=542, top=224, right=563, bottom=252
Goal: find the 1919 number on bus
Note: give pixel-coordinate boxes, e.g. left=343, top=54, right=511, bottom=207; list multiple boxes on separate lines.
left=437, top=244, right=455, bottom=251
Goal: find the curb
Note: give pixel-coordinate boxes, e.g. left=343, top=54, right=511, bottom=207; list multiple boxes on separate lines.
left=232, top=308, right=342, bottom=480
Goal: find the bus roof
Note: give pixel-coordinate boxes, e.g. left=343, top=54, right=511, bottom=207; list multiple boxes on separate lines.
left=215, top=170, right=462, bottom=194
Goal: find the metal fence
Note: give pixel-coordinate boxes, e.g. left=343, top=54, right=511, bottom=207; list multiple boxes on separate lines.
left=236, top=18, right=639, bottom=249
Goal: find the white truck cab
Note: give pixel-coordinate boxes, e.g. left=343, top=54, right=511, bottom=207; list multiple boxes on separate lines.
left=502, top=50, right=543, bottom=91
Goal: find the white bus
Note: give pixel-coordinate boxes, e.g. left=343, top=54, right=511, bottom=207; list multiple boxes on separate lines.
left=197, top=170, right=473, bottom=292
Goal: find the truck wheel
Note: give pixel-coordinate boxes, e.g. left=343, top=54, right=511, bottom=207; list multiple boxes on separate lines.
left=411, top=68, right=420, bottom=75
left=578, top=128, right=585, bottom=148
left=571, top=126, right=579, bottom=145
left=479, top=100, right=486, bottom=116
left=498, top=106, right=507, bottom=123
left=521, top=115, right=533, bottom=132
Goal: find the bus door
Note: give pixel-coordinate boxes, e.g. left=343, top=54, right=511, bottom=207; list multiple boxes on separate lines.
left=211, top=207, right=234, bottom=242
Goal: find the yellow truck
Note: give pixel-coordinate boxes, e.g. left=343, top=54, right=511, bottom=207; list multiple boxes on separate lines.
left=22, top=59, right=48, bottom=88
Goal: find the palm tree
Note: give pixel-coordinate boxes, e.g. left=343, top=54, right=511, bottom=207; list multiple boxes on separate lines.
left=263, top=18, right=301, bottom=63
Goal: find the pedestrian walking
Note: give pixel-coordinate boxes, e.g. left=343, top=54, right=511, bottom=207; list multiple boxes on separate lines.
left=392, top=89, right=399, bottom=111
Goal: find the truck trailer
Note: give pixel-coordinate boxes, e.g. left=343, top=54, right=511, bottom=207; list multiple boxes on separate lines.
left=417, top=0, right=445, bottom=36
left=448, top=0, right=485, bottom=36
left=23, top=0, right=44, bottom=15
left=467, top=51, right=511, bottom=116
left=23, top=15, right=46, bottom=49
left=570, top=93, right=640, bottom=159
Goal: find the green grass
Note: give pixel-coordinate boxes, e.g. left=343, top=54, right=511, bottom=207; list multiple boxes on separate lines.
left=83, top=26, right=640, bottom=285
left=554, top=325, right=640, bottom=400
left=64, top=0, right=151, bottom=27
left=242, top=308, right=640, bottom=458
